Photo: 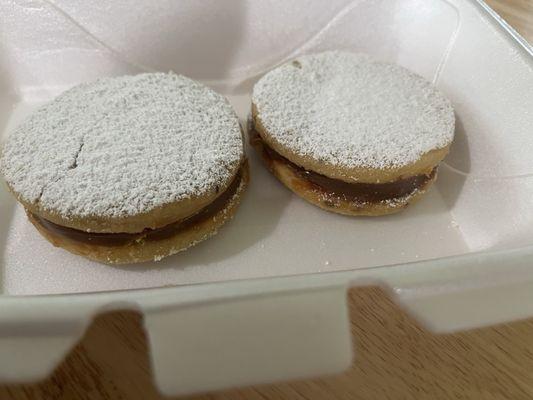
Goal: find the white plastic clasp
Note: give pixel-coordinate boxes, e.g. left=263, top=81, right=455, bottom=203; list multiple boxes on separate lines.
left=0, top=300, right=94, bottom=382
left=143, top=285, right=352, bottom=396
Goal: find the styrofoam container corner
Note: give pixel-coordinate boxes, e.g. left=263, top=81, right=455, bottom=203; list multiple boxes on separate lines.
left=0, top=0, right=532, bottom=396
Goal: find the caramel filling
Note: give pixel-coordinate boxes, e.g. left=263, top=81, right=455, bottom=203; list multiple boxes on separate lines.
left=250, top=129, right=436, bottom=203
left=30, top=169, right=243, bottom=247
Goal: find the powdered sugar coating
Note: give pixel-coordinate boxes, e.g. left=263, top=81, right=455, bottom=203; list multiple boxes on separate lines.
left=253, top=51, right=454, bottom=169
left=0, top=73, right=243, bottom=219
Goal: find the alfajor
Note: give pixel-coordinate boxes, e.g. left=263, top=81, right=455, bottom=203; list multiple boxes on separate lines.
left=251, top=51, right=454, bottom=216
left=0, top=73, right=248, bottom=264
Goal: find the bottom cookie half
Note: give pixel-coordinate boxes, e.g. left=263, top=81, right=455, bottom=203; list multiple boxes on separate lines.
left=251, top=132, right=436, bottom=217
left=28, top=162, right=249, bottom=264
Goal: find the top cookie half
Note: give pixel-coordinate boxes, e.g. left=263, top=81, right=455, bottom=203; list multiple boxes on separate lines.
left=0, top=73, right=244, bottom=233
left=252, top=51, right=455, bottom=183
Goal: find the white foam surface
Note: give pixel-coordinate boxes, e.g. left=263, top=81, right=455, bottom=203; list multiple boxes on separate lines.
left=1, top=0, right=532, bottom=295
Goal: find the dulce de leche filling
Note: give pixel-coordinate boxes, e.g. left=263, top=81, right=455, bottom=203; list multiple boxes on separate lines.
left=30, top=169, right=243, bottom=247
left=250, top=129, right=436, bottom=203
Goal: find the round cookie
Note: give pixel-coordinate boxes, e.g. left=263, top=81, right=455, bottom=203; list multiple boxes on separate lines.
left=251, top=51, right=455, bottom=216
left=0, top=72, right=247, bottom=264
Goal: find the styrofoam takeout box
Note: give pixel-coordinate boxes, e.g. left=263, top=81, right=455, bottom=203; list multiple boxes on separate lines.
left=0, top=0, right=532, bottom=395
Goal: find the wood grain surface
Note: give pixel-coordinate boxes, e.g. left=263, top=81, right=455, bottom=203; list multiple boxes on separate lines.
left=488, top=0, right=533, bottom=39
left=2, top=1, right=533, bottom=399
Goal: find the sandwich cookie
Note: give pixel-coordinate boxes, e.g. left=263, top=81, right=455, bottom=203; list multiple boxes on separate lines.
left=0, top=72, right=248, bottom=264
left=251, top=51, right=455, bottom=216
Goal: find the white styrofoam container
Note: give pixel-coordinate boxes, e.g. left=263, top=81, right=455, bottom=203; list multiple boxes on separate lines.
left=1, top=0, right=532, bottom=396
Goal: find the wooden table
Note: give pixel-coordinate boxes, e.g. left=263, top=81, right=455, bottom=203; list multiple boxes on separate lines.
left=2, top=1, right=533, bottom=399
